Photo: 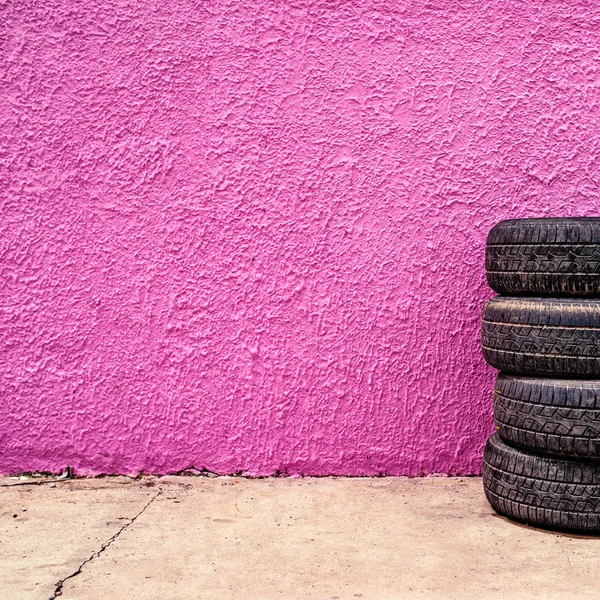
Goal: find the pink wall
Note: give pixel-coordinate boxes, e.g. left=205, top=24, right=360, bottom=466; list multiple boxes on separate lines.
left=2, top=1, right=599, bottom=476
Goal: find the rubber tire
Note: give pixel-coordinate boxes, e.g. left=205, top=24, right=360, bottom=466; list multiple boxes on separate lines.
left=483, top=433, right=600, bottom=532
left=494, top=374, right=600, bottom=460
left=482, top=296, right=600, bottom=377
left=486, top=218, right=600, bottom=297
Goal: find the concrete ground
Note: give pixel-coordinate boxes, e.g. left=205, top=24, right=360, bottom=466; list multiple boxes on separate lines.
left=1, top=476, right=599, bottom=599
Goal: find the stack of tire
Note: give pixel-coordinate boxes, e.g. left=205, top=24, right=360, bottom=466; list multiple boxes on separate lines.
left=482, top=217, right=600, bottom=532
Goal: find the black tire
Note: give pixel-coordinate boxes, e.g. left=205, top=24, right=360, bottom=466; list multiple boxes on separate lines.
left=494, top=374, right=600, bottom=459
left=486, top=218, right=600, bottom=297
left=482, top=296, right=600, bottom=377
left=483, top=433, right=600, bottom=532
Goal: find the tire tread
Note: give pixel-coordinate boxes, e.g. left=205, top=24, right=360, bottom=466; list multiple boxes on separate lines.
left=483, top=434, right=600, bottom=531
left=486, top=219, right=600, bottom=296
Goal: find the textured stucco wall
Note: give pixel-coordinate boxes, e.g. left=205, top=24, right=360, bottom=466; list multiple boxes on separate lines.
left=2, top=1, right=599, bottom=476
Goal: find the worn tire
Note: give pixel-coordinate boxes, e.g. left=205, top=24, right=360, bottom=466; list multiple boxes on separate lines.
left=486, top=218, right=600, bottom=296
left=483, top=433, right=600, bottom=532
left=494, top=374, right=600, bottom=459
left=482, top=297, right=600, bottom=377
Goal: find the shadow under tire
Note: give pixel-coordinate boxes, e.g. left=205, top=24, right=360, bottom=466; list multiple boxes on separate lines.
left=494, top=374, right=600, bottom=460
left=486, top=217, right=600, bottom=297
left=483, top=433, right=600, bottom=532
left=482, top=297, right=600, bottom=377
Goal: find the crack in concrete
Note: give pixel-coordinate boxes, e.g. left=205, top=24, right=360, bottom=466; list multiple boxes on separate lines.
left=48, top=488, right=163, bottom=599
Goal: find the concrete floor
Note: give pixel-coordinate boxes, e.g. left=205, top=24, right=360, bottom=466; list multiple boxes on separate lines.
left=1, top=476, right=600, bottom=599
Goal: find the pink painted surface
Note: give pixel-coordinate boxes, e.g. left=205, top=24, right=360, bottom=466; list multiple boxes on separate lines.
left=1, top=1, right=599, bottom=476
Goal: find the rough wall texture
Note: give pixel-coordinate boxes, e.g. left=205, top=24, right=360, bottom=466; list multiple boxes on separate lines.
left=1, top=0, right=599, bottom=476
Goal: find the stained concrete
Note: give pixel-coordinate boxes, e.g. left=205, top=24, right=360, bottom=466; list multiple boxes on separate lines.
left=1, top=476, right=599, bottom=599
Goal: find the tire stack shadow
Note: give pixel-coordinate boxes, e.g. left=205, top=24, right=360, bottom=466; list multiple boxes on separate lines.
left=481, top=217, right=600, bottom=532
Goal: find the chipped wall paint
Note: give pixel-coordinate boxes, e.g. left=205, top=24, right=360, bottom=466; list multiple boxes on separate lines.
left=2, top=1, right=599, bottom=476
